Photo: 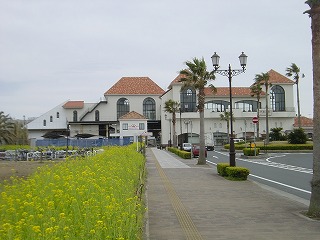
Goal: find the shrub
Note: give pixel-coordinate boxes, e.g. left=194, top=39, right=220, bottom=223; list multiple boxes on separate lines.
left=217, top=163, right=230, bottom=176
left=225, top=167, right=250, bottom=180
left=243, top=147, right=260, bottom=156
left=270, top=127, right=287, bottom=141
left=167, top=147, right=191, bottom=159
left=288, top=128, right=308, bottom=144
left=217, top=163, right=250, bottom=181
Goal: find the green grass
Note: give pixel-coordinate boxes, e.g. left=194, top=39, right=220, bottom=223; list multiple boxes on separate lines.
left=0, top=145, right=145, bottom=240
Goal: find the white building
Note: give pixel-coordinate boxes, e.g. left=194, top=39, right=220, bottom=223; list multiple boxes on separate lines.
left=27, top=77, right=164, bottom=144
left=27, top=69, right=297, bottom=146
left=160, top=69, right=296, bottom=146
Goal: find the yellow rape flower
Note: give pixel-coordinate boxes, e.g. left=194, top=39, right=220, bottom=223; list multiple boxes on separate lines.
left=32, top=225, right=41, bottom=233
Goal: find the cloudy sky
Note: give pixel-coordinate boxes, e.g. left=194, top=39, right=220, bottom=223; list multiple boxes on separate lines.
left=0, top=0, right=313, bottom=120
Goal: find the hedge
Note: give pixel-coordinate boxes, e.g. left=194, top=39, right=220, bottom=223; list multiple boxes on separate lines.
left=243, top=148, right=260, bottom=156
left=225, top=167, right=250, bottom=180
left=217, top=163, right=250, bottom=181
left=167, top=147, right=191, bottom=159
left=224, top=143, right=313, bottom=150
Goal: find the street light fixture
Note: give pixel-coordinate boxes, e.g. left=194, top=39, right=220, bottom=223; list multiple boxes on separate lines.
left=211, top=52, right=248, bottom=167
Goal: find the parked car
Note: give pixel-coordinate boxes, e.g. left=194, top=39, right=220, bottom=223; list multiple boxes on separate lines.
left=182, top=143, right=192, bottom=152
left=192, top=145, right=207, bottom=157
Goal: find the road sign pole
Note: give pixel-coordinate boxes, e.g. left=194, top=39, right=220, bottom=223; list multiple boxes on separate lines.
left=254, top=123, right=257, bottom=156
left=252, top=117, right=259, bottom=150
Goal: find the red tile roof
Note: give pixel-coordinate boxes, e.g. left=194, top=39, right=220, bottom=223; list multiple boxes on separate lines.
left=168, top=73, right=186, bottom=88
left=105, top=77, right=165, bottom=95
left=63, top=101, right=84, bottom=109
left=268, top=69, right=295, bottom=84
left=293, top=116, right=313, bottom=127
left=119, top=111, right=147, bottom=120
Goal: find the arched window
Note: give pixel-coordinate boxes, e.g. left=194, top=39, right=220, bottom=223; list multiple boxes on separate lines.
left=204, top=100, right=229, bottom=112
left=73, top=110, right=78, bottom=122
left=50, top=116, right=53, bottom=122
left=235, top=100, right=260, bottom=112
left=270, top=85, right=285, bottom=111
left=143, top=97, right=156, bottom=119
left=56, top=112, right=60, bottom=118
left=117, top=98, right=130, bottom=119
left=43, top=120, right=46, bottom=126
left=180, top=87, right=196, bottom=112
left=95, top=110, right=100, bottom=121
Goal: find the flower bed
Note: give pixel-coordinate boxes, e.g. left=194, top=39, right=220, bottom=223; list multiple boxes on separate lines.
left=0, top=145, right=145, bottom=239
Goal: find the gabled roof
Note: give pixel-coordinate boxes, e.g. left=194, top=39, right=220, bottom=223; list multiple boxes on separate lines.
left=293, top=116, right=313, bottom=127
left=168, top=73, right=186, bottom=89
left=63, top=101, right=84, bottom=109
left=204, top=87, right=265, bottom=97
left=268, top=69, right=295, bottom=84
left=119, top=111, right=147, bottom=120
left=104, top=77, right=165, bottom=95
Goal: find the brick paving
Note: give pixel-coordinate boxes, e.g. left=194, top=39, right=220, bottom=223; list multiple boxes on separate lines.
left=144, top=148, right=320, bottom=240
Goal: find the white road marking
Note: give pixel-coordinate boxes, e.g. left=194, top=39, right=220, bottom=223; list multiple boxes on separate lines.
left=213, top=151, right=313, bottom=174
left=206, top=160, right=311, bottom=195
left=249, top=174, right=311, bottom=194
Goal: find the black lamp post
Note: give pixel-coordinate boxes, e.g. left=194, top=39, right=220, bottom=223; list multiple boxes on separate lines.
left=179, top=108, right=183, bottom=150
left=211, top=52, right=248, bottom=167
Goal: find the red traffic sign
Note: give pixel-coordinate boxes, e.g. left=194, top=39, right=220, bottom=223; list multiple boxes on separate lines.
left=252, top=117, right=259, bottom=123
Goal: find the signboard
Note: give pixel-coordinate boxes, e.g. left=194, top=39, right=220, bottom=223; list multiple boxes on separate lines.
left=252, top=117, right=259, bottom=123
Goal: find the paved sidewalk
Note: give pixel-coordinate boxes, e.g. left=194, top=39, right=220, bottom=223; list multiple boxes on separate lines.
left=144, top=148, right=320, bottom=240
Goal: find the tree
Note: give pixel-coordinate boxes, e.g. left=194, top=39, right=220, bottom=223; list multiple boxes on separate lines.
left=254, top=72, right=271, bottom=144
left=0, top=111, right=15, bottom=145
left=164, top=99, right=180, bottom=147
left=286, top=63, right=302, bottom=128
left=305, top=0, right=320, bottom=218
left=250, top=81, right=263, bottom=139
left=180, top=57, right=215, bottom=165
left=287, top=128, right=307, bottom=144
left=12, top=121, right=29, bottom=145
left=219, top=111, right=234, bottom=142
left=269, top=127, right=286, bottom=141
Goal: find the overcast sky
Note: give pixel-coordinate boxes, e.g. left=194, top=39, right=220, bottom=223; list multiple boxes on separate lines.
left=0, top=0, right=313, bottom=120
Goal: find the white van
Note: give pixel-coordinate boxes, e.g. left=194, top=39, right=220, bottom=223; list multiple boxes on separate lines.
left=182, top=143, right=192, bottom=152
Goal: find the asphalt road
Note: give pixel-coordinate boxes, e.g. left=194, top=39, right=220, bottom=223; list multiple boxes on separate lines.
left=206, top=149, right=313, bottom=204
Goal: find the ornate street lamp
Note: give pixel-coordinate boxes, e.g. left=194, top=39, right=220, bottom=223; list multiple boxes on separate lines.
left=211, top=52, right=248, bottom=166
left=179, top=108, right=183, bottom=150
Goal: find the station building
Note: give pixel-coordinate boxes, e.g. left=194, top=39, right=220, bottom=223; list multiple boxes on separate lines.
left=27, top=69, right=301, bottom=146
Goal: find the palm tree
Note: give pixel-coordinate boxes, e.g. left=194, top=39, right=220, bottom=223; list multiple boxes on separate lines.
left=250, top=81, right=263, bottom=139
left=180, top=57, right=215, bottom=165
left=164, top=99, right=180, bottom=147
left=219, top=111, right=234, bottom=142
left=12, top=121, right=28, bottom=145
left=254, top=72, right=270, bottom=144
left=286, top=63, right=302, bottom=128
left=0, top=111, right=15, bottom=145
left=305, top=0, right=320, bottom=218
